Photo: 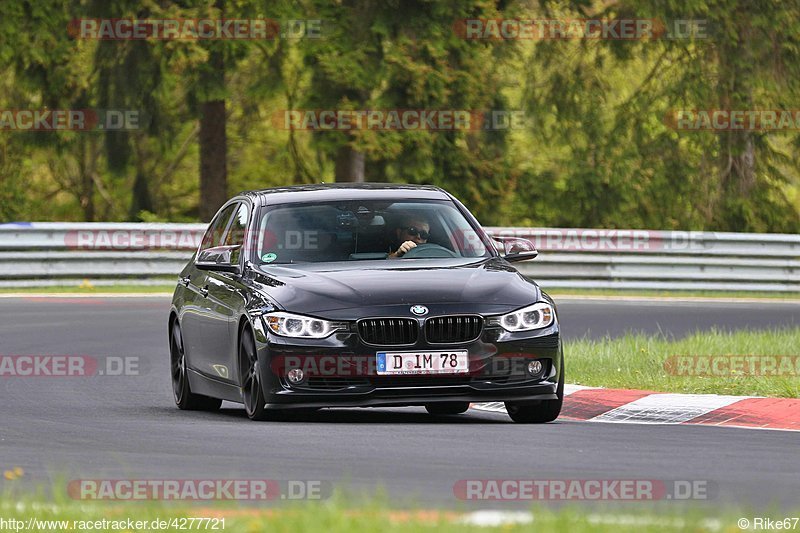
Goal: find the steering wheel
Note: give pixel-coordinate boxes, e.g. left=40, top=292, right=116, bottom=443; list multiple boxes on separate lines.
left=400, top=243, right=459, bottom=259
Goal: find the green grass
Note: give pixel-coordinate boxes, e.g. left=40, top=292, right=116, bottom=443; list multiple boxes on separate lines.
left=0, top=284, right=175, bottom=294
left=567, top=328, right=800, bottom=397
left=0, top=489, right=789, bottom=533
left=547, top=288, right=800, bottom=300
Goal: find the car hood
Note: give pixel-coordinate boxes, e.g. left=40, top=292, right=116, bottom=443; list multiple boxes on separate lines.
left=250, top=258, right=541, bottom=318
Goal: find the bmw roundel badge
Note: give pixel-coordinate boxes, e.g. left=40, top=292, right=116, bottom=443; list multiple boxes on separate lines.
left=410, top=305, right=429, bottom=316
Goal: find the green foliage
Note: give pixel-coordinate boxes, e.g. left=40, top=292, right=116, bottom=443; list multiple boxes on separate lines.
left=518, top=0, right=800, bottom=231
left=0, top=149, right=29, bottom=221
left=0, top=0, right=798, bottom=231
left=298, top=0, right=524, bottom=222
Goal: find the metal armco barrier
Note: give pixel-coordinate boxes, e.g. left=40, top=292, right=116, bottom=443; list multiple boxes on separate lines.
left=485, top=228, right=799, bottom=292
left=0, top=223, right=798, bottom=291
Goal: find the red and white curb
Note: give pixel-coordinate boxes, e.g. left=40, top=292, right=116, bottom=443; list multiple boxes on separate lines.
left=472, top=385, right=800, bottom=431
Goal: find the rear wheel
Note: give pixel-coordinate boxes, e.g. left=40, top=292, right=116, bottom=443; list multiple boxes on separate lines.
left=425, top=402, right=470, bottom=415
left=505, top=355, right=564, bottom=424
left=239, top=326, right=270, bottom=421
left=170, top=318, right=222, bottom=411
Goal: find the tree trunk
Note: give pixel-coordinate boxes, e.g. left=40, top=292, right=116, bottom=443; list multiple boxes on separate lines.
left=199, top=100, right=227, bottom=221
left=199, top=40, right=227, bottom=221
left=129, top=135, right=154, bottom=220
left=334, top=145, right=365, bottom=182
left=79, top=137, right=95, bottom=222
left=729, top=131, right=756, bottom=194
left=129, top=170, right=153, bottom=220
left=714, top=5, right=756, bottom=228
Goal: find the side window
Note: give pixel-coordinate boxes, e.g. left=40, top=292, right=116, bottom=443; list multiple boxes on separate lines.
left=200, top=203, right=238, bottom=251
left=223, top=203, right=250, bottom=247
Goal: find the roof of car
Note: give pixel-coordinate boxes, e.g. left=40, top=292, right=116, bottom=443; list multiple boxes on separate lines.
left=240, top=182, right=451, bottom=204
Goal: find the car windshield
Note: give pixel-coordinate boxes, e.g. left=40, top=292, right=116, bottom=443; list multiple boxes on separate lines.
left=253, top=199, right=493, bottom=264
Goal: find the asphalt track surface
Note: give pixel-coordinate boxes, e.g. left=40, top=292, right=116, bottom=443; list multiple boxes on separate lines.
left=1, top=296, right=798, bottom=511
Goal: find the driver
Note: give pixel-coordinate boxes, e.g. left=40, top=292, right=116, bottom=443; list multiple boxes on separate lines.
left=387, top=215, right=430, bottom=258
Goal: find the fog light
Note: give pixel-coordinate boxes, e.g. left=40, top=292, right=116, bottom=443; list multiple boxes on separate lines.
left=287, top=368, right=305, bottom=384
left=527, top=360, right=543, bottom=376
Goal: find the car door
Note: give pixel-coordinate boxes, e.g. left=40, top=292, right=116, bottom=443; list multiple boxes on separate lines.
left=201, top=201, right=251, bottom=383
left=180, top=202, right=239, bottom=379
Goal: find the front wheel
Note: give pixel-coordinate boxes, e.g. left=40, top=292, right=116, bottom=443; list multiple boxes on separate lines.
left=505, top=355, right=564, bottom=424
left=239, top=326, right=270, bottom=421
left=170, top=318, right=222, bottom=412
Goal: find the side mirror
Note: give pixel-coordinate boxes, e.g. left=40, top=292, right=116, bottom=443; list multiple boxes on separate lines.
left=195, top=245, right=243, bottom=274
left=497, top=237, right=538, bottom=262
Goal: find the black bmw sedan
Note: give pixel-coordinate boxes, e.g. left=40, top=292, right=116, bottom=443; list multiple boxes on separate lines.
left=169, top=183, right=564, bottom=423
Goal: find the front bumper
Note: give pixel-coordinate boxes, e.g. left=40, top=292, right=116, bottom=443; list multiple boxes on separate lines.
left=252, top=316, right=562, bottom=409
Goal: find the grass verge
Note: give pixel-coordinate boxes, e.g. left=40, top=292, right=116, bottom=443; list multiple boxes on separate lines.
left=0, top=490, right=787, bottom=532
left=547, top=288, right=800, bottom=300
left=567, top=327, right=800, bottom=397
left=0, top=284, right=175, bottom=294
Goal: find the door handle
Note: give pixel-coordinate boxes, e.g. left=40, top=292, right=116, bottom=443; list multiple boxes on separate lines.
left=199, top=286, right=209, bottom=298
left=179, top=276, right=190, bottom=287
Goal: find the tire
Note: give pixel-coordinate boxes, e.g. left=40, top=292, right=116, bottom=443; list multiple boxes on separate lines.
left=239, top=326, right=270, bottom=421
left=425, top=402, right=470, bottom=415
left=504, top=354, right=564, bottom=424
left=170, top=318, right=222, bottom=411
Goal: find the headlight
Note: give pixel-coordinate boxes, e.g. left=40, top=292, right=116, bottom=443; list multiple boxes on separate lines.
left=492, top=302, right=555, bottom=332
left=264, top=312, right=345, bottom=339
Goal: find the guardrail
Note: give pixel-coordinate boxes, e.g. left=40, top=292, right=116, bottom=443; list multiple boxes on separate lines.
left=0, top=223, right=204, bottom=288
left=485, top=228, right=800, bottom=292
left=0, top=223, right=798, bottom=291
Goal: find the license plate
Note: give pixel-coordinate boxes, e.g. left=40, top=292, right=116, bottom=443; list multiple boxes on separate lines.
left=376, top=350, right=469, bottom=375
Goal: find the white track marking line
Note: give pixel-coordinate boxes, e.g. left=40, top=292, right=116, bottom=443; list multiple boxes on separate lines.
left=564, top=383, right=600, bottom=395
left=472, top=391, right=800, bottom=431
left=586, top=420, right=800, bottom=432
left=457, top=511, right=533, bottom=526
left=456, top=511, right=722, bottom=530
left=471, top=402, right=506, bottom=413
left=592, top=393, right=751, bottom=424
left=587, top=514, right=722, bottom=531
left=472, top=384, right=599, bottom=413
